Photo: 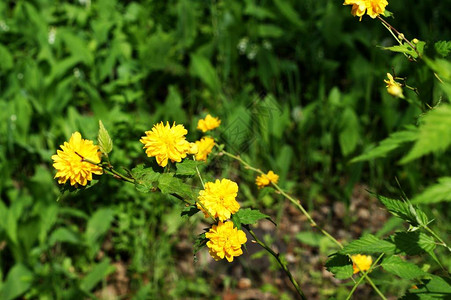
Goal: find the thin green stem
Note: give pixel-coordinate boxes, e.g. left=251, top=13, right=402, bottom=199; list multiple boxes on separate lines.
left=346, top=254, right=386, bottom=300
left=220, top=149, right=343, bottom=249
left=75, top=152, right=134, bottom=183
left=377, top=16, right=420, bottom=59
left=423, top=225, right=451, bottom=253
left=244, top=225, right=306, bottom=300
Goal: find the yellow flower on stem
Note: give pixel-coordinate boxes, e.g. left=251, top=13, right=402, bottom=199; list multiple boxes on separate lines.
left=255, top=171, right=279, bottom=189
left=140, top=122, right=190, bottom=167
left=52, top=132, right=103, bottom=186
left=351, top=254, right=373, bottom=274
left=197, top=114, right=221, bottom=132
left=194, top=137, right=215, bottom=161
left=343, top=0, right=388, bottom=21
left=206, top=221, right=247, bottom=262
left=197, top=179, right=240, bottom=221
left=384, top=73, right=405, bottom=98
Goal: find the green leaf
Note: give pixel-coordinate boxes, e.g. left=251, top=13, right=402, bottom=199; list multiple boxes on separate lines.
left=375, top=194, right=428, bottom=227
left=80, top=259, right=115, bottom=292
left=235, top=208, right=271, bottom=226
left=0, top=45, right=13, bottom=71
left=339, top=108, right=360, bottom=156
left=48, top=227, right=81, bottom=246
left=273, top=0, right=304, bottom=28
left=0, top=264, right=33, bottom=300
left=257, top=24, right=284, bottom=38
left=131, top=165, right=160, bottom=193
left=325, top=254, right=353, bottom=279
left=351, top=127, right=418, bottom=163
left=193, top=233, right=208, bottom=254
left=435, top=40, right=451, bottom=57
left=85, top=208, right=115, bottom=246
left=295, top=231, right=325, bottom=247
left=392, top=232, right=436, bottom=255
left=401, top=105, right=451, bottom=163
left=381, top=256, right=426, bottom=279
left=181, top=205, right=200, bottom=218
left=381, top=43, right=420, bottom=59
left=340, top=234, right=396, bottom=255
left=97, top=120, right=113, bottom=155
left=189, top=54, right=220, bottom=93
left=158, top=174, right=194, bottom=201
left=176, top=160, right=204, bottom=176
left=411, top=177, right=451, bottom=204
left=402, top=275, right=451, bottom=299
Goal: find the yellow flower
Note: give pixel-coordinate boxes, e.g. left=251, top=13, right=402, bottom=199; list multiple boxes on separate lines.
left=140, top=122, right=190, bottom=167
left=384, top=73, right=404, bottom=98
left=206, top=221, right=247, bottom=262
left=51, top=132, right=103, bottom=186
left=197, top=114, right=221, bottom=132
left=343, top=0, right=388, bottom=21
left=351, top=254, right=373, bottom=274
left=188, top=142, right=199, bottom=155
left=197, top=179, right=240, bottom=221
left=194, top=137, right=215, bottom=161
left=255, top=171, right=279, bottom=189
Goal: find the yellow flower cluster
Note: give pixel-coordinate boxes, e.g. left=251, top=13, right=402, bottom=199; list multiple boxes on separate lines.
left=384, top=73, right=404, bottom=98
left=197, top=179, right=240, bottom=221
left=52, top=132, right=103, bottom=186
left=194, top=137, right=215, bottom=161
left=140, top=122, right=190, bottom=167
left=351, top=254, right=373, bottom=274
left=343, top=0, right=388, bottom=21
left=197, top=114, right=221, bottom=132
left=255, top=170, right=279, bottom=189
left=206, top=221, right=247, bottom=262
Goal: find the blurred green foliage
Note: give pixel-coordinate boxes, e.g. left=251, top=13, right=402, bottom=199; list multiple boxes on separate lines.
left=0, top=0, right=450, bottom=298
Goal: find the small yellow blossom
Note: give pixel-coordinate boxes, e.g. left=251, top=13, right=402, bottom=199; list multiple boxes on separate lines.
left=195, top=137, right=215, bottom=161
left=255, top=171, right=279, bottom=189
left=140, top=122, right=190, bottom=167
left=188, top=142, right=199, bottom=155
left=197, top=114, right=221, bottom=132
left=197, top=179, right=240, bottom=221
left=343, top=0, right=388, bottom=21
left=206, top=221, right=247, bottom=262
left=52, top=132, right=103, bottom=186
left=351, top=254, right=373, bottom=274
left=384, top=73, right=404, bottom=98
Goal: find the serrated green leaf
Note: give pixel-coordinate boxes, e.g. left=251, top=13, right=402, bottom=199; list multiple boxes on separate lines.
left=381, top=43, right=419, bottom=58
left=381, top=256, right=426, bottom=279
left=375, top=194, right=428, bottom=227
left=231, top=213, right=242, bottom=230
left=194, top=233, right=208, bottom=254
left=181, top=205, right=200, bottom=218
left=158, top=174, right=194, bottom=201
left=176, top=160, right=204, bottom=176
left=235, top=208, right=271, bottom=226
left=325, top=254, right=353, bottom=279
left=131, top=165, right=160, bottom=193
left=97, top=120, right=113, bottom=155
left=435, top=40, right=451, bottom=57
left=340, top=234, right=396, bottom=255
left=401, top=105, right=451, bottom=163
left=351, top=127, right=418, bottom=163
left=402, top=275, right=451, bottom=299
left=392, top=231, right=436, bottom=255
left=411, top=177, right=451, bottom=204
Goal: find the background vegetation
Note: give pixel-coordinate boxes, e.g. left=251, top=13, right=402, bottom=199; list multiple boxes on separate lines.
left=0, top=0, right=449, bottom=299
